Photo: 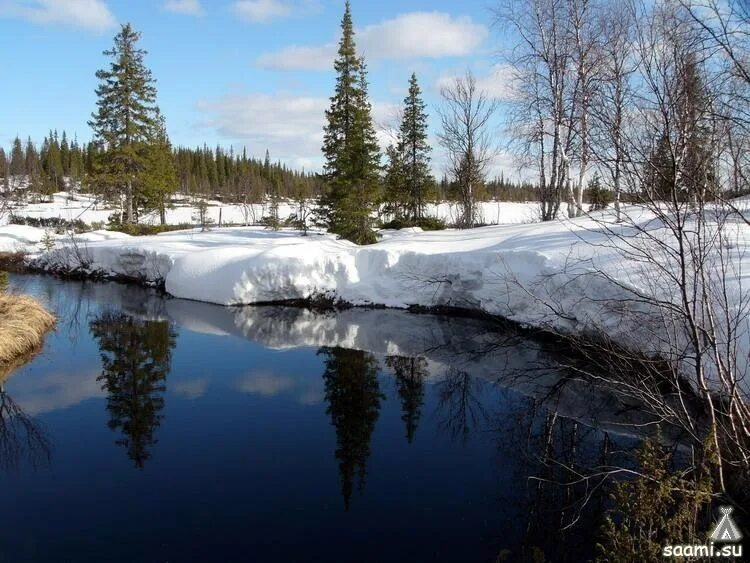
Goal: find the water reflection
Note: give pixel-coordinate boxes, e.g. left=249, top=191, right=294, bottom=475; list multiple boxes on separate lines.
left=90, top=311, right=177, bottom=468
left=320, top=347, right=384, bottom=510
left=0, top=383, right=50, bottom=470
left=436, top=368, right=488, bottom=444
left=2, top=275, right=687, bottom=562
left=491, top=397, right=627, bottom=562
left=386, top=356, right=427, bottom=444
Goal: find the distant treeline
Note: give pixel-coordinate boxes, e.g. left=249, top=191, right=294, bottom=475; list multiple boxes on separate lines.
left=0, top=132, right=323, bottom=203
left=1, top=132, right=538, bottom=203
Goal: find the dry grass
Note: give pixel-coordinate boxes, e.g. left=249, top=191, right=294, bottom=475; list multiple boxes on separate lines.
left=0, top=293, right=55, bottom=368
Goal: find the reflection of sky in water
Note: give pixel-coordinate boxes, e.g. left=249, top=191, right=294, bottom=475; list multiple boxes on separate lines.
left=0, top=275, right=633, bottom=563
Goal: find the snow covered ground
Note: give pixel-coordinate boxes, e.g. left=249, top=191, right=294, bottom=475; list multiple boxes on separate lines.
left=0, top=191, right=542, bottom=227
left=4, top=205, right=744, bottom=339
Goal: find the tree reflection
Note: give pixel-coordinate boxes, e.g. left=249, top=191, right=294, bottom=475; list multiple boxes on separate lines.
left=319, top=347, right=383, bottom=510
left=90, top=312, right=177, bottom=469
left=492, top=397, right=621, bottom=562
left=386, top=356, right=428, bottom=444
left=435, top=368, right=488, bottom=443
left=0, top=384, right=50, bottom=470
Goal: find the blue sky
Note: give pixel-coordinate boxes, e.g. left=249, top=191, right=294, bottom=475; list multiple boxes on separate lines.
left=0, top=0, right=514, bottom=174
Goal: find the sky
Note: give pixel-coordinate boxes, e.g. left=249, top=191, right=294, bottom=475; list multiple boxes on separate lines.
left=0, top=0, right=517, bottom=176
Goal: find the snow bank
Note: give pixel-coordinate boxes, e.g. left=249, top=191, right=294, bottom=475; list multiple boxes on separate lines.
left=25, top=206, right=750, bottom=377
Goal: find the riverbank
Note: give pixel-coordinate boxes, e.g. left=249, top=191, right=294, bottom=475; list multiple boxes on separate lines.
left=2, top=205, right=749, bottom=375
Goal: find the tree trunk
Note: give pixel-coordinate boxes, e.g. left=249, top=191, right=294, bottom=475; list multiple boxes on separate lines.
left=125, top=180, right=134, bottom=224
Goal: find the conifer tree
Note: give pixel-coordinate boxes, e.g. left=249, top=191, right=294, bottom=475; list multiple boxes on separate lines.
left=383, top=144, right=407, bottom=219
left=69, top=137, right=85, bottom=183
left=42, top=130, right=63, bottom=189
left=25, top=138, right=39, bottom=177
left=398, top=73, right=433, bottom=222
left=89, top=23, right=159, bottom=224
left=142, top=112, right=177, bottom=225
left=60, top=131, right=70, bottom=176
left=9, top=137, right=25, bottom=177
left=319, top=1, right=381, bottom=244
left=24, top=138, right=41, bottom=196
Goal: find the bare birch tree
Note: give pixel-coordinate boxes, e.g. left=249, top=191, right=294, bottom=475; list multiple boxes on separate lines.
left=569, top=0, right=603, bottom=217
left=437, top=71, right=499, bottom=229
left=497, top=0, right=582, bottom=221
left=590, top=1, right=637, bottom=221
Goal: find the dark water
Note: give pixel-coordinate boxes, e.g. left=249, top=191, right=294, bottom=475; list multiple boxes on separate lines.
left=1, top=275, right=639, bottom=563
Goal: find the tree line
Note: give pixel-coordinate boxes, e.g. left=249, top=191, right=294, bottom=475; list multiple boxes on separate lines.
left=0, top=135, right=323, bottom=208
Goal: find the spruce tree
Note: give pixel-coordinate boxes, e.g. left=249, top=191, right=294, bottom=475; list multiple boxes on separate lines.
left=398, top=73, right=433, bottom=222
left=60, top=131, right=70, bottom=176
left=9, top=137, right=25, bottom=177
left=25, top=138, right=39, bottom=177
left=319, top=1, right=381, bottom=244
left=383, top=144, right=407, bottom=219
left=43, top=130, right=63, bottom=190
left=69, top=138, right=85, bottom=183
left=0, top=148, right=7, bottom=180
left=141, top=112, right=177, bottom=225
left=24, top=138, right=40, bottom=195
left=89, top=23, right=159, bottom=224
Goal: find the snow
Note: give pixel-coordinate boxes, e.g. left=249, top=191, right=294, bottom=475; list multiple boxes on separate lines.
left=0, top=225, right=48, bottom=253
left=9, top=202, right=749, bottom=384
left=2, top=191, right=541, bottom=227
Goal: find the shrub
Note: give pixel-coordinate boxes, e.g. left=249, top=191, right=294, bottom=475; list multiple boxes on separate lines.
left=260, top=215, right=282, bottom=230
left=108, top=223, right=193, bottom=236
left=9, top=215, right=88, bottom=234
left=381, top=216, right=447, bottom=231
left=0, top=271, right=7, bottom=292
left=416, top=216, right=448, bottom=231
left=596, top=437, right=714, bottom=562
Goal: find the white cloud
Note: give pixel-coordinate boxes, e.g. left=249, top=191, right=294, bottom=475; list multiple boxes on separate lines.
left=197, top=92, right=327, bottom=169
left=257, top=44, right=333, bottom=71
left=10, top=370, right=105, bottom=416
left=237, top=372, right=295, bottom=396
left=173, top=378, right=209, bottom=399
left=257, top=11, right=487, bottom=70
left=164, top=0, right=203, bottom=16
left=0, top=0, right=117, bottom=32
left=233, top=0, right=290, bottom=23
left=436, top=64, right=518, bottom=101
left=197, top=91, right=396, bottom=170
